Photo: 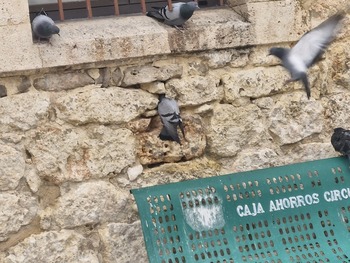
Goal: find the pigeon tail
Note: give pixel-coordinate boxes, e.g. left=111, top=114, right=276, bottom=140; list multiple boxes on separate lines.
left=159, top=126, right=181, bottom=144
left=300, top=73, right=311, bottom=99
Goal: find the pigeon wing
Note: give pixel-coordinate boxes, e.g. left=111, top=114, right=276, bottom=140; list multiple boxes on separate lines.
left=290, top=13, right=344, bottom=68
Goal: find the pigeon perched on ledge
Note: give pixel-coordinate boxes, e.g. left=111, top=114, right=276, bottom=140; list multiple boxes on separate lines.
left=331, top=128, right=350, bottom=161
left=146, top=1, right=199, bottom=28
left=32, top=10, right=60, bottom=41
left=157, top=94, right=185, bottom=144
left=268, top=12, right=344, bottom=99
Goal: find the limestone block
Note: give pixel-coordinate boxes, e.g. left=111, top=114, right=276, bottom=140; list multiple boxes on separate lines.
left=201, top=49, right=250, bottom=69
left=220, top=148, right=280, bottom=174
left=168, top=9, right=251, bottom=52
left=40, top=181, right=129, bottom=229
left=127, top=164, right=143, bottom=181
left=268, top=92, right=324, bottom=145
left=33, top=71, right=94, bottom=91
left=84, top=126, right=136, bottom=177
left=0, top=1, right=29, bottom=26
left=127, top=118, right=152, bottom=133
left=223, top=66, right=292, bottom=101
left=4, top=230, right=99, bottom=263
left=54, top=86, right=158, bottom=125
left=231, top=0, right=308, bottom=44
left=140, top=81, right=166, bottom=94
left=0, top=142, right=25, bottom=191
left=98, top=221, right=147, bottom=263
left=324, top=93, right=350, bottom=128
left=165, top=75, right=223, bottom=106
left=284, top=143, right=337, bottom=164
left=207, top=103, right=270, bottom=157
left=25, top=125, right=136, bottom=183
left=0, top=92, right=50, bottom=132
left=122, top=64, right=182, bottom=86
left=0, top=76, right=31, bottom=95
left=0, top=191, right=38, bottom=242
left=137, top=115, right=206, bottom=165
left=139, top=157, right=221, bottom=187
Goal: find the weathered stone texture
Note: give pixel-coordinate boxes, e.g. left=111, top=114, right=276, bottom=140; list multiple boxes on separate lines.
left=268, top=93, right=324, bottom=145
left=0, top=192, right=38, bottom=242
left=0, top=143, right=25, bottom=191
left=137, top=115, right=206, bottom=165
left=99, top=221, right=147, bottom=263
left=122, top=64, right=183, bottom=86
left=40, top=181, right=129, bottom=229
left=54, top=86, right=158, bottom=125
left=25, top=126, right=135, bottom=183
left=207, top=103, right=270, bottom=157
left=165, top=75, right=223, bottom=106
left=4, top=230, right=100, bottom=263
left=33, top=71, right=94, bottom=91
left=0, top=92, right=50, bottom=132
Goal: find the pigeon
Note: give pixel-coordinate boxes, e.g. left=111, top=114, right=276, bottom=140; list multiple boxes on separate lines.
left=268, top=12, right=344, bottom=99
left=331, top=128, right=350, bottom=161
left=146, top=1, right=199, bottom=28
left=32, top=10, right=60, bottom=40
left=157, top=94, right=185, bottom=144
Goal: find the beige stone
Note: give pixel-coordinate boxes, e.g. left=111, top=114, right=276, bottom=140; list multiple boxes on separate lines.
left=25, top=125, right=136, bottom=183
left=140, top=81, right=166, bottom=94
left=41, top=181, right=129, bottom=229
left=4, top=230, right=99, bottom=263
left=137, top=115, right=206, bottom=165
left=98, top=221, right=147, bottom=263
left=165, top=75, right=223, bottom=106
left=0, top=192, right=38, bottom=242
left=0, top=142, right=25, bottom=191
left=54, top=85, right=158, bottom=125
left=0, top=92, right=50, bottom=133
left=122, top=64, right=182, bottom=87
left=207, top=103, right=270, bottom=157
left=268, top=92, right=324, bottom=145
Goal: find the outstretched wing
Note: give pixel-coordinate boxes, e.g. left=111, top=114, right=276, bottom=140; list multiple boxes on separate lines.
left=290, top=13, right=344, bottom=68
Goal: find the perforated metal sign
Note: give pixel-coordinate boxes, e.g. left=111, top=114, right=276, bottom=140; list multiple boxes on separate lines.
left=131, top=157, right=350, bottom=263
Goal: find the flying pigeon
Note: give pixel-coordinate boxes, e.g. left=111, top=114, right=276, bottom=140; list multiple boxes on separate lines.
left=157, top=94, right=185, bottom=144
left=268, top=12, right=344, bottom=99
left=146, top=1, right=199, bottom=28
left=331, top=128, right=350, bottom=161
left=32, top=10, right=60, bottom=41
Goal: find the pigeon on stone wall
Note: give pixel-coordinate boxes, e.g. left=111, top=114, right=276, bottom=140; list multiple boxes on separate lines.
left=32, top=10, right=60, bottom=41
left=268, top=12, right=344, bottom=99
left=331, top=127, right=350, bottom=161
left=157, top=94, right=185, bottom=144
left=146, top=1, right=199, bottom=28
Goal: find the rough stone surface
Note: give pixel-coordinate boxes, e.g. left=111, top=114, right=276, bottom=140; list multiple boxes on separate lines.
left=0, top=192, right=38, bottom=242
left=140, top=81, right=166, bottom=94
left=165, top=75, right=223, bottom=106
left=4, top=230, right=100, bottom=263
left=207, top=103, right=270, bottom=157
left=40, top=181, right=129, bottom=229
left=54, top=86, right=158, bottom=125
left=99, top=221, right=147, bottom=263
left=268, top=92, right=324, bottom=145
left=122, top=64, right=183, bottom=86
left=0, top=92, right=50, bottom=132
left=25, top=125, right=136, bottom=183
left=0, top=142, right=25, bottom=191
left=137, top=115, right=206, bottom=165
left=33, top=71, right=94, bottom=91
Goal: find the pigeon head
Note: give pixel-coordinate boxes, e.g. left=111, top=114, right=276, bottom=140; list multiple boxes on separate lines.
left=51, top=24, right=60, bottom=36
left=180, top=2, right=199, bottom=20
left=268, top=47, right=289, bottom=60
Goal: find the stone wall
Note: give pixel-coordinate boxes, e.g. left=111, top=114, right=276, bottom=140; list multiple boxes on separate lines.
left=0, top=0, right=350, bottom=262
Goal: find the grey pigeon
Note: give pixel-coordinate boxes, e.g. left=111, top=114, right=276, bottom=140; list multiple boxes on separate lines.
left=32, top=11, right=60, bottom=40
left=269, top=12, right=344, bottom=99
left=146, top=1, right=199, bottom=27
left=331, top=128, right=350, bottom=161
left=157, top=94, right=185, bottom=144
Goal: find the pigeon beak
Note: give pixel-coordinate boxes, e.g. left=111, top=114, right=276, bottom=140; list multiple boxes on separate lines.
left=57, top=33, right=60, bottom=37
